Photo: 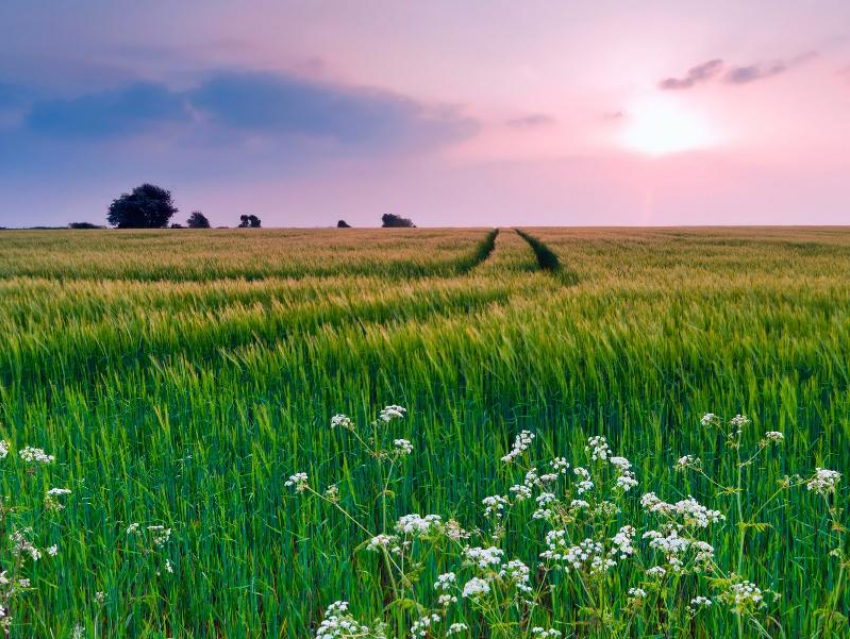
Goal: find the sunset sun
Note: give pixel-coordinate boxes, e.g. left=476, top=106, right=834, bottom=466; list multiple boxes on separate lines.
left=621, top=96, right=723, bottom=156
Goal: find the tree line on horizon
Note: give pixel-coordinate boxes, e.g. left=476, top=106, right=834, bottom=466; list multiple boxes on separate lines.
left=53, top=183, right=418, bottom=230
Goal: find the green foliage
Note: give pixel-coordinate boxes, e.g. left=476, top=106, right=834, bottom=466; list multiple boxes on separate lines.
left=186, top=212, right=210, bottom=229
left=107, top=183, right=178, bottom=229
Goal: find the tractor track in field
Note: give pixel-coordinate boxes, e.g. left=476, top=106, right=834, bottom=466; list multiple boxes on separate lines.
left=457, top=228, right=499, bottom=274
left=515, top=228, right=579, bottom=285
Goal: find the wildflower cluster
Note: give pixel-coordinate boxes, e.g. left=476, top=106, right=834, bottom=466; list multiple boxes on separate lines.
left=288, top=407, right=844, bottom=638
left=0, top=441, right=70, bottom=632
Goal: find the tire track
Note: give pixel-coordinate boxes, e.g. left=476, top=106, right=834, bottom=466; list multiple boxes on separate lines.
left=457, top=228, right=499, bottom=274
left=515, top=229, right=579, bottom=285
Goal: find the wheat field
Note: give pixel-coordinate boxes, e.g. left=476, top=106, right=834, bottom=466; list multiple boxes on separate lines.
left=1, top=227, right=849, bottom=638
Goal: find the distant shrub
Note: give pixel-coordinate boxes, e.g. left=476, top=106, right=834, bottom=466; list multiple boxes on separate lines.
left=238, top=215, right=262, bottom=228
left=187, top=212, right=211, bottom=229
left=170, top=223, right=184, bottom=229
left=68, top=222, right=105, bottom=229
left=337, top=220, right=352, bottom=228
left=382, top=213, right=415, bottom=228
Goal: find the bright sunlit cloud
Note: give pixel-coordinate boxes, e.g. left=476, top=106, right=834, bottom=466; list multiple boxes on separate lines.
left=621, top=96, right=724, bottom=157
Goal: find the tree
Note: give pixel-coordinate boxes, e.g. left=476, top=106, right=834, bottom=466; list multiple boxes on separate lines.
left=238, top=214, right=262, bottom=228
left=107, top=184, right=178, bottom=228
left=187, top=211, right=211, bottom=229
left=381, top=213, right=415, bottom=228
left=337, top=220, right=352, bottom=228
left=170, top=223, right=184, bottom=229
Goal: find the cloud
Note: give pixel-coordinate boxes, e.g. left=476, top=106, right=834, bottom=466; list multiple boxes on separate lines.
left=659, top=59, right=724, bottom=90
left=18, top=71, right=477, bottom=153
left=659, top=52, right=817, bottom=90
left=26, top=82, right=190, bottom=138
left=506, top=113, right=556, bottom=128
left=189, top=72, right=476, bottom=149
left=724, top=52, right=817, bottom=85
left=601, top=110, right=626, bottom=121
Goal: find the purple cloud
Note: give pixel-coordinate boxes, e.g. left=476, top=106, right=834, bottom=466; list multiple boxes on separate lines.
left=659, top=59, right=724, bottom=90
left=506, top=113, right=556, bottom=128
left=660, top=52, right=817, bottom=90
left=724, top=52, right=817, bottom=85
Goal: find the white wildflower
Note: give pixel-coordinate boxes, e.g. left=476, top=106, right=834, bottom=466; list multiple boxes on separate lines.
left=499, top=559, right=532, bottom=592
left=461, top=577, right=490, bottom=599
left=411, top=613, right=441, bottom=637
left=573, top=467, right=594, bottom=494
left=464, top=546, right=503, bottom=570
left=367, top=534, right=397, bottom=552
left=674, top=455, right=700, bottom=472
left=551, top=457, right=569, bottom=473
left=437, top=594, right=457, bottom=607
left=585, top=436, right=610, bottom=461
left=147, top=525, right=172, bottom=547
left=721, top=578, right=766, bottom=614
left=729, top=414, right=751, bottom=429
left=434, top=572, right=456, bottom=590
left=393, top=439, right=414, bottom=456
left=395, top=514, right=442, bottom=536
left=18, top=446, right=54, bottom=464
left=284, top=472, right=309, bottom=493
left=379, top=405, right=407, bottom=422
left=330, top=414, right=354, bottom=431
left=806, top=468, right=841, bottom=495
left=615, top=470, right=639, bottom=492
left=610, top=525, right=636, bottom=558
left=502, top=431, right=535, bottom=463
left=609, top=456, right=631, bottom=471
left=482, top=495, right=509, bottom=517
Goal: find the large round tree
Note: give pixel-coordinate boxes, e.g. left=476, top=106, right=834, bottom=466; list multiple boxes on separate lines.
left=107, top=184, right=178, bottom=228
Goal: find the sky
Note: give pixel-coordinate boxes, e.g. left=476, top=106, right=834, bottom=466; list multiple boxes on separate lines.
left=1, top=1, right=849, bottom=227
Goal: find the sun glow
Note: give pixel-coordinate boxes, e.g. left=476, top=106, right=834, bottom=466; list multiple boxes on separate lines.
left=621, top=96, right=722, bottom=157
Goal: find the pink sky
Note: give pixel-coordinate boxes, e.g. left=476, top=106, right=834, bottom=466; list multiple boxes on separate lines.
left=0, top=1, right=848, bottom=226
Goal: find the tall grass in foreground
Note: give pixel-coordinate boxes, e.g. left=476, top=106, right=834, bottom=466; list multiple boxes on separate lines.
left=0, top=228, right=849, bottom=635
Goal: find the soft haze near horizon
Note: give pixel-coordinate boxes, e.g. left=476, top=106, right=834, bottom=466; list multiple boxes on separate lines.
left=1, top=1, right=848, bottom=228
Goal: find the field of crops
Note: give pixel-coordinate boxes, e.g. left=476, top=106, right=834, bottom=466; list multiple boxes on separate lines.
left=1, top=226, right=850, bottom=638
